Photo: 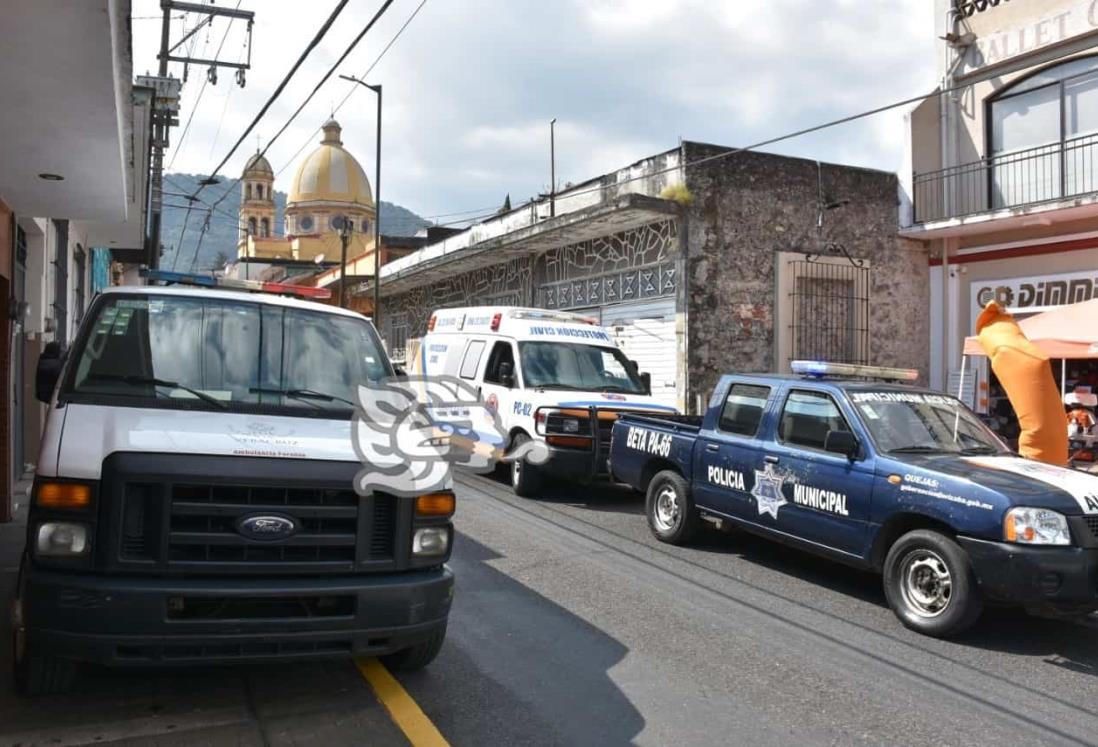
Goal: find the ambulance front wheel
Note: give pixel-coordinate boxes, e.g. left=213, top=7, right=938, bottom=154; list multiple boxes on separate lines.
left=883, top=529, right=983, bottom=638
left=510, top=434, right=543, bottom=497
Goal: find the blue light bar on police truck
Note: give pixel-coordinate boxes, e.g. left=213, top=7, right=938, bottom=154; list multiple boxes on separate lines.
left=791, top=360, right=918, bottom=382
left=141, top=269, right=332, bottom=300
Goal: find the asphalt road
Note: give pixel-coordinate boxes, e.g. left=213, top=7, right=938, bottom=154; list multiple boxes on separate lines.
left=1, top=472, right=1097, bottom=746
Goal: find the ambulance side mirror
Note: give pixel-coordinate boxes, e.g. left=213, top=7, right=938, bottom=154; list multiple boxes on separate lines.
left=498, top=360, right=515, bottom=388
left=391, top=364, right=408, bottom=379
left=824, top=430, right=859, bottom=460
left=640, top=372, right=652, bottom=395
left=36, top=342, right=65, bottom=403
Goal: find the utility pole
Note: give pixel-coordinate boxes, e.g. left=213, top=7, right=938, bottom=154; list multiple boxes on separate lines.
left=339, top=74, right=382, bottom=327
left=550, top=118, right=557, bottom=218
left=145, top=1, right=254, bottom=270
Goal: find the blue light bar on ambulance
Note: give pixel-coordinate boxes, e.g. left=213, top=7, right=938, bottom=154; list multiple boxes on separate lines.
left=141, top=269, right=332, bottom=300
left=790, top=360, right=918, bottom=382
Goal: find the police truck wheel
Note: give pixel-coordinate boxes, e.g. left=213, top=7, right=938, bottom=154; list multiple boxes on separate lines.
left=883, top=529, right=983, bottom=638
left=510, top=434, right=543, bottom=497
left=646, top=470, right=699, bottom=545
left=381, top=625, right=446, bottom=671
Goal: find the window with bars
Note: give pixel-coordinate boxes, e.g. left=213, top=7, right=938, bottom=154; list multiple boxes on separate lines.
left=788, top=260, right=870, bottom=366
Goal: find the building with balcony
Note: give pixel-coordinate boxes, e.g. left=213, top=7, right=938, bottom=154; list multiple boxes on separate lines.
left=904, top=0, right=1098, bottom=414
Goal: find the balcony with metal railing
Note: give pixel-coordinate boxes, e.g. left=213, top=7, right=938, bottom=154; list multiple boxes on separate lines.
left=912, top=133, right=1098, bottom=225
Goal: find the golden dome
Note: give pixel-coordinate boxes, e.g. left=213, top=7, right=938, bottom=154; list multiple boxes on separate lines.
left=287, top=119, right=373, bottom=207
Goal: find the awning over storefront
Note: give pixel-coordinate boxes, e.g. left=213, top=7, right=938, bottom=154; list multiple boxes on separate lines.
left=366, top=193, right=680, bottom=297
left=962, top=298, right=1098, bottom=358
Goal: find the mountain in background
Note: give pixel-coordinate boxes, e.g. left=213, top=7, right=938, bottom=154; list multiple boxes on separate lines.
left=160, top=173, right=432, bottom=271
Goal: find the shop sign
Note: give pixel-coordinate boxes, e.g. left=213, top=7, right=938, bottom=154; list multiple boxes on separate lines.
left=971, top=268, right=1098, bottom=322
left=960, top=1, right=1098, bottom=75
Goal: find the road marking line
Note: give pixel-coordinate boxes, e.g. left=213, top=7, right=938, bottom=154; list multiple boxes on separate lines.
left=356, top=658, right=449, bottom=747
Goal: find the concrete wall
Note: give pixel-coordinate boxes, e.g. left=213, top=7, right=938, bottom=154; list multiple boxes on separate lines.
left=680, top=143, right=930, bottom=404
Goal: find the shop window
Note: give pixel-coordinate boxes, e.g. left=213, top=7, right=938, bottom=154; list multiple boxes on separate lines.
left=990, top=56, right=1098, bottom=208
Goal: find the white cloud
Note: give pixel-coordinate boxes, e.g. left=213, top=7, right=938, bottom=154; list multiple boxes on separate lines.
left=134, top=0, right=938, bottom=222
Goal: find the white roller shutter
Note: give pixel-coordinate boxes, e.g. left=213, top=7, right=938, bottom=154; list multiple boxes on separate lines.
left=597, top=298, right=678, bottom=410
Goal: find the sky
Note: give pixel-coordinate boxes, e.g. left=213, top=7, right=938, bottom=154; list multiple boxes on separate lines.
left=133, top=0, right=940, bottom=225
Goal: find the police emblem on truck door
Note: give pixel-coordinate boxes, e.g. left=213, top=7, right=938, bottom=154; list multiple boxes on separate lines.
left=751, top=465, right=787, bottom=519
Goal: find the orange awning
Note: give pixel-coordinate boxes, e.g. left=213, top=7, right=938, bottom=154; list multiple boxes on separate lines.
left=963, top=298, right=1098, bottom=359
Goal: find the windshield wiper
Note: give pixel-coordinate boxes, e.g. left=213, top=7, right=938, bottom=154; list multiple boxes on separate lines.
left=532, top=383, right=580, bottom=391
left=87, top=374, right=227, bottom=409
left=249, top=387, right=357, bottom=408
left=887, top=445, right=950, bottom=454
left=958, top=445, right=999, bottom=455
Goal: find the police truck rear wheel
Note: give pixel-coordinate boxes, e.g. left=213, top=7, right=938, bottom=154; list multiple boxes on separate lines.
left=646, top=470, right=699, bottom=545
left=883, top=529, right=983, bottom=638
left=510, top=434, right=542, bottom=497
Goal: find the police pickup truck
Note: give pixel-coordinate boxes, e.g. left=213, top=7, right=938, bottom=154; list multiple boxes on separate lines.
left=609, top=361, right=1098, bottom=637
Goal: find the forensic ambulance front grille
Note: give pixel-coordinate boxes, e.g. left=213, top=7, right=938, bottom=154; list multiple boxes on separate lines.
left=161, top=485, right=396, bottom=569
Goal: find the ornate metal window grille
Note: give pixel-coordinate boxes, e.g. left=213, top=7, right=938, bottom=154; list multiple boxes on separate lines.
left=788, top=260, right=870, bottom=366
left=953, top=0, right=1009, bottom=18
left=539, top=261, right=676, bottom=310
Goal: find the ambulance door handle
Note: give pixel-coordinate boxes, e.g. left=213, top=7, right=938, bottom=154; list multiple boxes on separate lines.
left=764, top=455, right=779, bottom=464
left=705, top=443, right=720, bottom=452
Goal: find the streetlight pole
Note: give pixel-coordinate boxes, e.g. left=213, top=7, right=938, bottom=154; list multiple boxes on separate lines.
left=339, top=74, right=382, bottom=328
left=338, top=218, right=351, bottom=309
left=550, top=118, right=556, bottom=218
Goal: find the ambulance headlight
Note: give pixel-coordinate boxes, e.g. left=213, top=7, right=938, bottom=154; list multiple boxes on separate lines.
left=412, top=527, right=450, bottom=557
left=1003, top=508, right=1071, bottom=546
left=36, top=522, right=90, bottom=556
left=560, top=418, right=581, bottom=434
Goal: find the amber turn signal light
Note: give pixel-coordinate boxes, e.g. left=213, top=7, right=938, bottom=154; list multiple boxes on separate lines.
left=415, top=491, right=456, bottom=517
left=546, top=435, right=593, bottom=448
left=35, top=481, right=93, bottom=509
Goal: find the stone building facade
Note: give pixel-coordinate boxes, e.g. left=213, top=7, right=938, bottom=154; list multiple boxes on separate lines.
left=373, top=142, right=928, bottom=412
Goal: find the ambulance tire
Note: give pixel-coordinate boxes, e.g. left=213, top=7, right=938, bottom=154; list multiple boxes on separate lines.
left=12, top=557, right=77, bottom=695
left=510, top=433, right=543, bottom=497
left=646, top=470, right=700, bottom=545
left=381, top=625, right=447, bottom=671
left=883, top=529, right=983, bottom=638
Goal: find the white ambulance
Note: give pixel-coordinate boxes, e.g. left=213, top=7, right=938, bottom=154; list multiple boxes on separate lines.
left=415, top=307, right=679, bottom=496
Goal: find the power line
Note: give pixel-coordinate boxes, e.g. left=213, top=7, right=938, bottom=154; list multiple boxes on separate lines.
left=166, top=0, right=243, bottom=172
left=190, top=0, right=353, bottom=201
left=275, top=0, right=429, bottom=178
left=208, top=36, right=250, bottom=160
left=169, top=203, right=195, bottom=271
left=209, top=0, right=397, bottom=212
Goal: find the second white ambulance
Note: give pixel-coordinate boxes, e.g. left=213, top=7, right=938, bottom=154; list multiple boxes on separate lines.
left=416, top=307, right=678, bottom=496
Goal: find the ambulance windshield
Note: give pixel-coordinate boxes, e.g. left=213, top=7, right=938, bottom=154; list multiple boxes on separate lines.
left=518, top=341, right=646, bottom=394
left=64, top=294, right=390, bottom=415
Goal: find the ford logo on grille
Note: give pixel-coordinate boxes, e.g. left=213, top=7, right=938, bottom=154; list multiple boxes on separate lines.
left=236, top=514, right=297, bottom=541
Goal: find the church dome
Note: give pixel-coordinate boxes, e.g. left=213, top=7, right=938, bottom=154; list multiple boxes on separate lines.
left=287, top=119, right=373, bottom=207
left=243, top=151, right=273, bottom=177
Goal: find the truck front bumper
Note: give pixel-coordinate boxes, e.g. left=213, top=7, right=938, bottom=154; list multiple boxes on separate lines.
left=541, top=445, right=609, bottom=482
left=20, top=566, right=453, bottom=666
left=958, top=536, right=1098, bottom=615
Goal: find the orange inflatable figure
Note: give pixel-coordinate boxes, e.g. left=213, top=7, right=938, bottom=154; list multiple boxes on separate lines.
left=976, top=301, right=1069, bottom=466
